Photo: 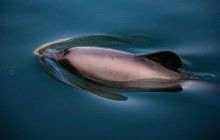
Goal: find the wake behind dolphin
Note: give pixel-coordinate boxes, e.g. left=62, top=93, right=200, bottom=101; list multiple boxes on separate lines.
left=34, top=34, right=215, bottom=101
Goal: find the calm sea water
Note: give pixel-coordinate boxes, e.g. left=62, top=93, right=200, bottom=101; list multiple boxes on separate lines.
left=1, top=0, right=220, bottom=140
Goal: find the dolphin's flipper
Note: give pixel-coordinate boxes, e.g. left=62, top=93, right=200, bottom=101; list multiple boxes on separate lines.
left=90, top=90, right=128, bottom=101
left=65, top=76, right=128, bottom=101
left=86, top=83, right=128, bottom=101
left=140, top=51, right=182, bottom=72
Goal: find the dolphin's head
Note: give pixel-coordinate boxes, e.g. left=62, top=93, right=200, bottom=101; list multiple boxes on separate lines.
left=39, top=50, right=65, bottom=63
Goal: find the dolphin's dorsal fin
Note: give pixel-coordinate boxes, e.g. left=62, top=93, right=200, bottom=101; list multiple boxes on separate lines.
left=140, top=51, right=182, bottom=72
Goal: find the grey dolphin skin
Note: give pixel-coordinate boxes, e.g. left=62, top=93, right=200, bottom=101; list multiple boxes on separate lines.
left=41, top=47, right=184, bottom=96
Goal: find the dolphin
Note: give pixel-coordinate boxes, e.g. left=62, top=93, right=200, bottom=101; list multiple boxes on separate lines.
left=41, top=46, right=184, bottom=93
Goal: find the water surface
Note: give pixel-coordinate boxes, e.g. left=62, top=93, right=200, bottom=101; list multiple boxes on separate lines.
left=1, top=0, right=220, bottom=140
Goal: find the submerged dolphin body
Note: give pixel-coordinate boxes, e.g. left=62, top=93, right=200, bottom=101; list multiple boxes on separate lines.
left=41, top=47, right=185, bottom=99
left=35, top=34, right=216, bottom=101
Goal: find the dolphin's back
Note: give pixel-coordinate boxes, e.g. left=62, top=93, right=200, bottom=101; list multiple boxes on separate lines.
left=58, top=47, right=182, bottom=82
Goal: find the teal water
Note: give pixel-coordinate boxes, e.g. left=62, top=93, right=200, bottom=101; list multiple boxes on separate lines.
left=1, top=0, right=220, bottom=140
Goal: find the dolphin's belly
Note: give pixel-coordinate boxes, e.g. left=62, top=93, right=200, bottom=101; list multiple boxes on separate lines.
left=60, top=47, right=180, bottom=82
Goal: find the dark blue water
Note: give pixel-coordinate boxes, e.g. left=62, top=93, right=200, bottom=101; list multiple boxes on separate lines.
left=1, top=0, right=220, bottom=140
